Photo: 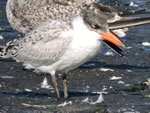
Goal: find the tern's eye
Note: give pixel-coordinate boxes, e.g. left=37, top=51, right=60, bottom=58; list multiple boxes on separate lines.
left=91, top=24, right=100, bottom=29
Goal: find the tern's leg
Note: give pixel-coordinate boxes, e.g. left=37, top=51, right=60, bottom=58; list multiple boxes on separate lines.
left=51, top=73, right=60, bottom=99
left=62, top=74, right=68, bottom=99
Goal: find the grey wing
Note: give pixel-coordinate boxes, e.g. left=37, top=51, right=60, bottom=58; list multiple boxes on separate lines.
left=9, top=20, right=72, bottom=67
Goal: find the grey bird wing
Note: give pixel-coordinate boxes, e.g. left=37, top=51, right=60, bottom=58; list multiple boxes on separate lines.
left=3, top=20, right=72, bottom=67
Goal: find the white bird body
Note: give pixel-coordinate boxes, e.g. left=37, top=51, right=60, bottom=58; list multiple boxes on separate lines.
left=15, top=16, right=102, bottom=74
left=41, top=17, right=101, bottom=73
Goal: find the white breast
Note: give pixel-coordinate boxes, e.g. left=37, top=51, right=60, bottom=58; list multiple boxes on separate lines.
left=52, top=17, right=102, bottom=72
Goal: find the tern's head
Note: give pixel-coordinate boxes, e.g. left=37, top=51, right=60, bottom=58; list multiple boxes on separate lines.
left=81, top=9, right=109, bottom=34
left=80, top=9, right=125, bottom=56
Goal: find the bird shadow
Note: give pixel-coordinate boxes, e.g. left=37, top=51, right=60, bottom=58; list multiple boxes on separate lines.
left=0, top=90, right=99, bottom=99
left=80, top=61, right=150, bottom=71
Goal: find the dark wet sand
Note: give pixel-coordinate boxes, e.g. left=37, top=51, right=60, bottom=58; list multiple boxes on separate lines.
left=0, top=0, right=150, bottom=112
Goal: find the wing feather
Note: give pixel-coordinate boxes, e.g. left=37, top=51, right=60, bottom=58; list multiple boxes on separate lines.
left=7, top=20, right=72, bottom=67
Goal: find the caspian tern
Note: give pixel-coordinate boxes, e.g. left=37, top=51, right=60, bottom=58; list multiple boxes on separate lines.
left=1, top=8, right=125, bottom=98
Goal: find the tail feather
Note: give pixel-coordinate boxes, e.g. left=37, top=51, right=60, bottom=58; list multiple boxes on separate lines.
left=109, top=16, right=150, bottom=30
left=119, top=9, right=150, bottom=16
left=95, top=3, right=150, bottom=29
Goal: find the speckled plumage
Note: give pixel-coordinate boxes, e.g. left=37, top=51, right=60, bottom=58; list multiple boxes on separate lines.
left=6, top=0, right=119, bottom=35
left=6, top=0, right=80, bottom=34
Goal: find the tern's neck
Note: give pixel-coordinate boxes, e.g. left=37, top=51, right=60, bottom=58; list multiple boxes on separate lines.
left=72, top=16, right=100, bottom=40
left=72, top=16, right=89, bottom=32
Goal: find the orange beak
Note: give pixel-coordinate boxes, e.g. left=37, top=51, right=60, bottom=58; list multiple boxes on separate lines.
left=99, top=32, right=125, bottom=48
